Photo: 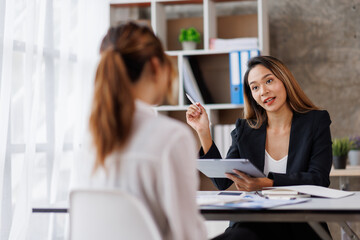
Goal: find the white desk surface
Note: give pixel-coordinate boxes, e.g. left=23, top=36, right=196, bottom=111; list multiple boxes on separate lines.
left=33, top=191, right=360, bottom=213
left=198, top=191, right=360, bottom=211
left=275, top=192, right=360, bottom=210
left=199, top=191, right=360, bottom=230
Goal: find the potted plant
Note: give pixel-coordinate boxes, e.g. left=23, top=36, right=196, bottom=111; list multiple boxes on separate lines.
left=332, top=137, right=352, bottom=169
left=178, top=27, right=201, bottom=50
left=348, top=136, right=360, bottom=166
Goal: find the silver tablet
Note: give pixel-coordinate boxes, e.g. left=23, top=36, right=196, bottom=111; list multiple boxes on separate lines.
left=197, top=159, right=265, bottom=178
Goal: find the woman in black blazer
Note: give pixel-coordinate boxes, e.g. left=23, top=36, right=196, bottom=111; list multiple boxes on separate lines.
left=186, top=56, right=332, bottom=240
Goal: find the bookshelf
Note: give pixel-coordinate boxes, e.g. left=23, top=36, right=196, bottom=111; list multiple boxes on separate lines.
left=110, top=0, right=269, bottom=124
left=110, top=0, right=268, bottom=190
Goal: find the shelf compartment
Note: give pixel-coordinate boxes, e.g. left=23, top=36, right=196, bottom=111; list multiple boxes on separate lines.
left=155, top=103, right=243, bottom=112
left=192, top=54, right=231, bottom=104
left=210, top=108, right=244, bottom=125
left=217, top=15, right=258, bottom=39
left=207, top=0, right=268, bottom=54
left=167, top=17, right=204, bottom=51
left=150, top=0, right=204, bottom=51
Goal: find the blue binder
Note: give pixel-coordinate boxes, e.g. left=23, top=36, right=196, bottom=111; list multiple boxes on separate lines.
left=229, top=51, right=241, bottom=104
left=229, top=49, right=260, bottom=104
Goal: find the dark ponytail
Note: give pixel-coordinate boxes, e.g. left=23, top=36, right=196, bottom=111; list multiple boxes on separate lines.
left=89, top=50, right=135, bottom=170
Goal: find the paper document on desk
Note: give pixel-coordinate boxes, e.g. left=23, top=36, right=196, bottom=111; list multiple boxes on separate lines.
left=197, top=192, right=309, bottom=209
left=264, top=185, right=354, bottom=199
left=223, top=194, right=309, bottom=209
left=197, top=192, right=247, bottom=206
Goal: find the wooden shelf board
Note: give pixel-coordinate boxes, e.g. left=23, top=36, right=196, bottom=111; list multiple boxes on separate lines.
left=110, top=0, right=151, bottom=7
left=110, top=0, right=214, bottom=6
left=166, top=49, right=232, bottom=56
left=330, top=165, right=360, bottom=177
left=154, top=104, right=243, bottom=112
left=213, top=0, right=256, bottom=2
left=204, top=104, right=244, bottom=109
left=110, top=0, right=255, bottom=6
left=155, top=105, right=189, bottom=111
left=156, top=0, right=203, bottom=4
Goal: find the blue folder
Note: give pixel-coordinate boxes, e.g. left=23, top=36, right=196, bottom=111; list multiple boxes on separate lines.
left=229, top=49, right=260, bottom=104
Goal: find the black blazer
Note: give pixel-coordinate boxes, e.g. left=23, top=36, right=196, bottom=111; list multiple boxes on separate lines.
left=200, top=110, right=333, bottom=190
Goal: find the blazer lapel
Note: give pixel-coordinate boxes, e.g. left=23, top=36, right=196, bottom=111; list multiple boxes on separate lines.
left=287, top=112, right=299, bottom=172
left=249, top=123, right=267, bottom=172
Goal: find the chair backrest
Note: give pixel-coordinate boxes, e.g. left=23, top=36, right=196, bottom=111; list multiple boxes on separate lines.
left=69, top=189, right=161, bottom=240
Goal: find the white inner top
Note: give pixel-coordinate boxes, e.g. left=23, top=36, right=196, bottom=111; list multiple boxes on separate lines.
left=263, top=150, right=288, bottom=177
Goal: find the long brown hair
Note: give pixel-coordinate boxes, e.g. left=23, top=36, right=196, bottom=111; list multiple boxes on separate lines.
left=89, top=22, right=168, bottom=170
left=243, top=56, right=319, bottom=129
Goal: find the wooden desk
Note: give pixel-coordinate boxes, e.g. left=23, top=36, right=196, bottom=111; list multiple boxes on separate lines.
left=330, top=165, right=360, bottom=190
left=33, top=192, right=360, bottom=240
left=330, top=165, right=360, bottom=177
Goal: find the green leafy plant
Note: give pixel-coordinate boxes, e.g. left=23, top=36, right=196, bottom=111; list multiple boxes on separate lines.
left=332, top=138, right=352, bottom=156
left=178, top=27, right=201, bottom=43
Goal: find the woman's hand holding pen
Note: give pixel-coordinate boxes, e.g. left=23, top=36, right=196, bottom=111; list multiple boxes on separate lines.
left=225, top=169, right=273, bottom=192
left=186, top=103, right=208, bottom=133
left=186, top=103, right=212, bottom=154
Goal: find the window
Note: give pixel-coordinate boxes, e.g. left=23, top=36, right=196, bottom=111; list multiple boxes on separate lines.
left=0, top=0, right=109, bottom=238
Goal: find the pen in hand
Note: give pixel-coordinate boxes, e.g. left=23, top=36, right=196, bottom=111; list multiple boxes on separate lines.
left=185, top=93, right=212, bottom=126
left=186, top=93, right=201, bottom=112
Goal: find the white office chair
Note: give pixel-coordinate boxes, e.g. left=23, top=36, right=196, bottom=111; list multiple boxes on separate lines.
left=69, top=189, right=161, bottom=240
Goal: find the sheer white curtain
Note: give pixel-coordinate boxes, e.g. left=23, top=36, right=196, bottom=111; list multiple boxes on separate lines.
left=0, top=0, right=109, bottom=239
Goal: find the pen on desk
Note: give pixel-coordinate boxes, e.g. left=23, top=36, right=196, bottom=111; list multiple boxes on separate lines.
left=266, top=196, right=297, bottom=200
left=255, top=191, right=266, bottom=198
left=185, top=93, right=201, bottom=112
left=256, top=191, right=297, bottom=200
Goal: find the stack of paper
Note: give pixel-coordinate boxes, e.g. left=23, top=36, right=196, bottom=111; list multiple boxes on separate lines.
left=262, top=185, right=354, bottom=199
left=196, top=192, right=246, bottom=206
left=209, top=37, right=258, bottom=51
left=225, top=194, right=309, bottom=209
left=197, top=192, right=310, bottom=209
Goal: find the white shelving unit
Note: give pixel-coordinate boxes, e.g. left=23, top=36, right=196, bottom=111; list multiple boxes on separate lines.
left=110, top=0, right=269, bottom=126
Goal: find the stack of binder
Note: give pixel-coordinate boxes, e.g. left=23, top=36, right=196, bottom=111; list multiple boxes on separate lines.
left=229, top=49, right=260, bottom=104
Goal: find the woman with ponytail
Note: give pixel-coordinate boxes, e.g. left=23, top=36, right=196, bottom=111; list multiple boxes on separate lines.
left=78, top=22, right=259, bottom=240
left=85, top=22, right=208, bottom=240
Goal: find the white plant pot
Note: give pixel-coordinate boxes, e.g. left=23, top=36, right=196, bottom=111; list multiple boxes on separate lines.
left=348, top=150, right=360, bottom=166
left=181, top=41, right=197, bottom=50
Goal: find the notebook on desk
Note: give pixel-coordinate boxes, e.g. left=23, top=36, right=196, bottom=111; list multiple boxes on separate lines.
left=262, top=185, right=354, bottom=199
left=197, top=159, right=265, bottom=178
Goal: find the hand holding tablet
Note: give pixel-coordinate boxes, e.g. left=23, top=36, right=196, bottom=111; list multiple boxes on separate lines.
left=197, top=159, right=265, bottom=178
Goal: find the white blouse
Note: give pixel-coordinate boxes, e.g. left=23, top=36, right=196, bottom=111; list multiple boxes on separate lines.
left=73, top=100, right=207, bottom=240
left=263, top=150, right=288, bottom=177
